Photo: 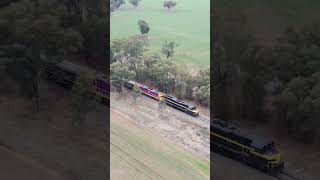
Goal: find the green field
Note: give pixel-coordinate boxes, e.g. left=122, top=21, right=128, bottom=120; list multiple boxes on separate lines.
left=111, top=0, right=210, bottom=67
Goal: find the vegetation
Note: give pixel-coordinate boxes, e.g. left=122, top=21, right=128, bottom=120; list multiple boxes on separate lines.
left=71, top=74, right=96, bottom=127
left=110, top=0, right=210, bottom=67
left=0, top=0, right=107, bottom=112
left=131, top=84, right=140, bottom=104
left=111, top=36, right=210, bottom=105
left=110, top=61, right=136, bottom=93
left=163, top=1, right=176, bottom=10
left=213, top=9, right=320, bottom=143
left=110, top=0, right=125, bottom=12
left=129, top=0, right=141, bottom=8
left=162, top=41, right=176, bottom=59
left=137, top=20, right=150, bottom=35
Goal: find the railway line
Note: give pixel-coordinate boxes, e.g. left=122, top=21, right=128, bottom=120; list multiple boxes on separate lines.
left=276, top=169, right=300, bottom=180
left=197, top=115, right=210, bottom=123
left=120, top=85, right=210, bottom=126
left=43, top=60, right=308, bottom=180
left=43, top=60, right=210, bottom=123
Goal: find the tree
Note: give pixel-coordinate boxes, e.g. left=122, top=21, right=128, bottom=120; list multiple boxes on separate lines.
left=194, top=85, right=210, bottom=105
left=1, top=3, right=80, bottom=112
left=58, top=0, right=107, bottom=23
left=163, top=1, right=176, bottom=10
left=137, top=20, right=150, bottom=35
left=270, top=23, right=320, bottom=142
left=71, top=74, right=96, bottom=127
left=110, top=0, right=125, bottom=12
left=0, top=0, right=107, bottom=115
left=111, top=35, right=148, bottom=70
left=161, top=41, right=176, bottom=59
left=129, top=0, right=141, bottom=8
left=131, top=84, right=140, bottom=104
left=79, top=17, right=107, bottom=68
left=110, top=62, right=136, bottom=93
left=149, top=59, right=177, bottom=93
left=193, top=68, right=210, bottom=105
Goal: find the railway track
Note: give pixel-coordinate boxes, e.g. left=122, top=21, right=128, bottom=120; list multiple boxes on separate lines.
left=196, top=115, right=210, bottom=123
left=276, top=169, right=301, bottom=180
left=121, top=88, right=210, bottom=124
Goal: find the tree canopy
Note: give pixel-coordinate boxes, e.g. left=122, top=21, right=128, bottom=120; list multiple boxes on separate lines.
left=213, top=9, right=320, bottom=143
left=163, top=1, right=176, bottom=10
left=0, top=0, right=107, bottom=112
left=137, top=20, right=150, bottom=35
left=129, top=0, right=141, bottom=7
left=110, top=36, right=210, bottom=105
left=161, top=41, right=176, bottom=59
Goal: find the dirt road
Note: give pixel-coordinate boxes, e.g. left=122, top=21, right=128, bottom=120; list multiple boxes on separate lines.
left=0, top=145, right=66, bottom=180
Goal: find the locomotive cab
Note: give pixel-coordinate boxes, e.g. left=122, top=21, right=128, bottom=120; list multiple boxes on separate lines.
left=159, top=93, right=165, bottom=101
left=211, top=119, right=284, bottom=173
left=189, top=106, right=199, bottom=116
left=258, top=142, right=283, bottom=171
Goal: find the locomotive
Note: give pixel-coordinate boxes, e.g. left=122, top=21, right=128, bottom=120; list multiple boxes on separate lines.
left=43, top=61, right=109, bottom=102
left=163, top=95, right=199, bottom=116
left=124, top=80, right=199, bottom=117
left=211, top=118, right=284, bottom=174
left=43, top=61, right=199, bottom=117
left=124, top=80, right=165, bottom=101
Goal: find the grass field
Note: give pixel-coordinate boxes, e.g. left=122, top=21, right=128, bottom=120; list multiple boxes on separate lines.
left=110, top=108, right=209, bottom=180
left=110, top=0, right=210, bottom=68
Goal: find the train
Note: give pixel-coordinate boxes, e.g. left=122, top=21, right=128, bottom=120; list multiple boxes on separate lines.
left=124, top=80, right=200, bottom=117
left=43, top=61, right=109, bottom=102
left=43, top=60, right=199, bottom=117
left=211, top=118, right=284, bottom=174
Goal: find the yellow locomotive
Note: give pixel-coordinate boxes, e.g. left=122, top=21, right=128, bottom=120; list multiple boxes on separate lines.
left=211, top=118, right=284, bottom=174
left=124, top=80, right=199, bottom=116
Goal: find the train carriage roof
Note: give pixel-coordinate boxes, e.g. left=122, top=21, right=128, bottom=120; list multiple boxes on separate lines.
left=248, top=135, right=273, bottom=150
left=165, top=95, right=197, bottom=109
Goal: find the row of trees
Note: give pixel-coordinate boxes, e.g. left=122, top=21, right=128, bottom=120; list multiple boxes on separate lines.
left=110, top=0, right=141, bottom=12
left=110, top=0, right=176, bottom=12
left=213, top=10, right=320, bottom=143
left=110, top=35, right=210, bottom=106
